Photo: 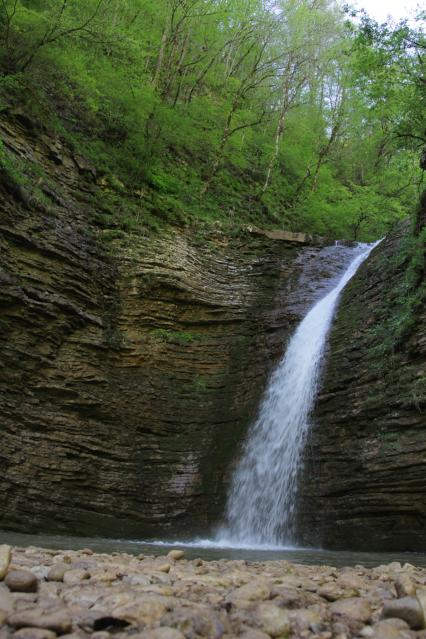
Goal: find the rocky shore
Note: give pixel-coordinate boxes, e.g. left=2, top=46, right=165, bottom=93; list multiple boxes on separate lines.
left=2, top=545, right=426, bottom=639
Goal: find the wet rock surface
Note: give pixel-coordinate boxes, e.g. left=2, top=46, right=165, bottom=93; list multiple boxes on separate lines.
left=299, top=224, right=426, bottom=551
left=2, top=546, right=426, bottom=639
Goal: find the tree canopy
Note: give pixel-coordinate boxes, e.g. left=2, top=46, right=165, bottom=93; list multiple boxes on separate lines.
left=0, top=0, right=424, bottom=239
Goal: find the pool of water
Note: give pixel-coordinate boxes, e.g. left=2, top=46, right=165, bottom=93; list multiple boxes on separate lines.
left=1, top=531, right=425, bottom=568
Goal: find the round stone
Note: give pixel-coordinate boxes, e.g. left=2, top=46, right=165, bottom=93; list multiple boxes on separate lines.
left=158, top=564, right=171, bottom=573
left=256, top=602, right=290, bottom=637
left=330, top=597, right=372, bottom=622
left=381, top=596, right=424, bottom=630
left=167, top=550, right=185, bottom=561
left=8, top=609, right=72, bottom=634
left=369, top=619, right=412, bottom=639
left=62, top=569, right=90, bottom=585
left=47, top=564, right=69, bottom=583
left=5, top=570, right=38, bottom=593
left=395, top=574, right=416, bottom=597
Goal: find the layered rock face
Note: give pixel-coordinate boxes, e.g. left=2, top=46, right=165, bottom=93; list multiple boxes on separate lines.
left=299, top=225, right=426, bottom=551
left=0, top=116, right=359, bottom=539
left=3, top=116, right=423, bottom=550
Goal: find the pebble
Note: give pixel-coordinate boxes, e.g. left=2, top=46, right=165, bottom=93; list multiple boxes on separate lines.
left=361, top=618, right=412, bottom=639
left=395, top=573, right=417, bottom=597
left=417, top=587, right=426, bottom=619
left=318, top=583, right=343, bottom=601
left=4, top=545, right=426, bottom=639
left=381, top=596, right=424, bottom=629
left=162, top=608, right=224, bottom=639
left=0, top=545, right=11, bottom=580
left=112, top=597, right=168, bottom=625
left=241, top=631, right=271, bottom=639
left=255, top=602, right=290, bottom=637
left=7, top=609, right=72, bottom=634
left=62, top=570, right=90, bottom=585
left=230, top=581, right=270, bottom=602
left=330, top=597, right=372, bottom=622
left=289, top=607, right=324, bottom=631
left=158, top=564, right=171, bottom=573
left=46, top=565, right=69, bottom=583
left=167, top=550, right=185, bottom=561
left=337, top=573, right=365, bottom=591
left=13, top=629, right=57, bottom=639
left=5, top=571, right=38, bottom=593
left=122, top=573, right=150, bottom=586
left=140, top=629, right=185, bottom=639
left=0, top=586, right=13, bottom=614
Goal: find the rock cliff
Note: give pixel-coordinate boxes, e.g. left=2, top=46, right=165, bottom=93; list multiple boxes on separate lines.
left=299, top=223, right=426, bottom=551
left=2, top=114, right=424, bottom=550
left=0, top=115, right=359, bottom=539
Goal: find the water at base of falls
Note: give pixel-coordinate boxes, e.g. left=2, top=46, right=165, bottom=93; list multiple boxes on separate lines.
left=4, top=530, right=426, bottom=568
left=218, top=241, right=378, bottom=548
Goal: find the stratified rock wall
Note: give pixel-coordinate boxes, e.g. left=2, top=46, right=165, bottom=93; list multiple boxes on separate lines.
left=0, top=116, right=358, bottom=538
left=299, top=225, right=426, bottom=551
left=4, top=115, right=423, bottom=549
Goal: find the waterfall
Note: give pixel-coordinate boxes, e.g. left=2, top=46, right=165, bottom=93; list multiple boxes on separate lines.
left=220, top=242, right=377, bottom=547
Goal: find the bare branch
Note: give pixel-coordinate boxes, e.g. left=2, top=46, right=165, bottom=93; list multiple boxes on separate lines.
left=19, top=0, right=108, bottom=71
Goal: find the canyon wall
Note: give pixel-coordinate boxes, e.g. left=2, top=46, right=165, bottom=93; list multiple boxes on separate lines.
left=299, top=224, right=426, bottom=551
left=1, top=114, right=424, bottom=550
left=0, top=115, right=357, bottom=539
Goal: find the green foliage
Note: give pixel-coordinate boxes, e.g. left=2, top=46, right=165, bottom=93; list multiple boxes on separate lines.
left=0, top=0, right=423, bottom=238
left=152, top=329, right=204, bottom=344
left=0, top=138, right=34, bottom=191
left=0, top=139, right=15, bottom=174
left=368, top=226, right=426, bottom=366
left=192, top=374, right=208, bottom=394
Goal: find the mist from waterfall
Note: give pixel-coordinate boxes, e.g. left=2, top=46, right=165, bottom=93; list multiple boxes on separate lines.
left=219, top=243, right=377, bottom=547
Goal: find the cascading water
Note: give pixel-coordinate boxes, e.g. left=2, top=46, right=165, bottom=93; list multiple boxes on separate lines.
left=219, top=242, right=378, bottom=547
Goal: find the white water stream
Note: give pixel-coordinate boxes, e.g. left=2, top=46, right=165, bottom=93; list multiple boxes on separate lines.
left=217, top=242, right=377, bottom=547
